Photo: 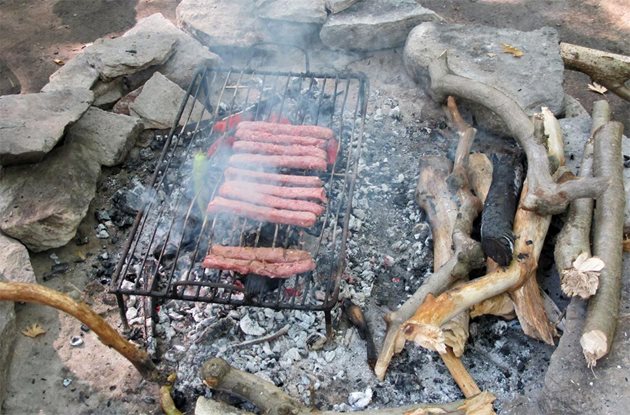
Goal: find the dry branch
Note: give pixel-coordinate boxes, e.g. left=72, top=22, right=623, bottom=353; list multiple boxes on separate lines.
left=555, top=100, right=610, bottom=298
left=560, top=42, right=630, bottom=101
left=374, top=97, right=484, bottom=380
left=201, top=357, right=496, bottom=415
left=581, top=121, right=625, bottom=367
left=0, top=282, right=159, bottom=381
left=428, top=52, right=607, bottom=215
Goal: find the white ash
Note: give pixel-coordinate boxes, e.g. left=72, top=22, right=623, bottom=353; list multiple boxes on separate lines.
left=106, top=93, right=557, bottom=413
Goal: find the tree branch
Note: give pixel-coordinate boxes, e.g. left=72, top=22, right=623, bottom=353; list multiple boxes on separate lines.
left=0, top=282, right=159, bottom=381
left=428, top=52, right=608, bottom=215
left=560, top=42, right=630, bottom=101
left=581, top=121, right=626, bottom=367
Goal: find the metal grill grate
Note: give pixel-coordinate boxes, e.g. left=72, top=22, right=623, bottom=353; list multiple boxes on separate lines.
left=110, top=65, right=368, bottom=332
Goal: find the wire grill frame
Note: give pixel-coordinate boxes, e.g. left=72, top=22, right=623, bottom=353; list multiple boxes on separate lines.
left=110, top=66, right=369, bottom=326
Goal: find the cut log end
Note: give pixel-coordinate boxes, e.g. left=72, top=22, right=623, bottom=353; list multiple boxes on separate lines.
left=580, top=329, right=609, bottom=367
left=402, top=322, right=447, bottom=353
left=560, top=267, right=600, bottom=299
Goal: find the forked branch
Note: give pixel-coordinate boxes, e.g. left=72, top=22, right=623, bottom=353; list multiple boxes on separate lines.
left=428, top=52, right=608, bottom=215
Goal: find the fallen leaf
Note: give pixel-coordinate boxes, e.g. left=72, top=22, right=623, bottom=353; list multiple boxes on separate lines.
left=53, top=58, right=65, bottom=66
left=587, top=82, right=607, bottom=94
left=501, top=43, right=524, bottom=58
left=487, top=52, right=497, bottom=58
left=623, top=238, right=630, bottom=252
left=22, top=323, right=47, bottom=338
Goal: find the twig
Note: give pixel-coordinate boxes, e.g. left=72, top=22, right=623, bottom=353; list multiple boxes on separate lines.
left=231, top=324, right=290, bottom=349
left=581, top=121, right=625, bottom=367
left=373, top=97, right=484, bottom=380
left=0, top=282, right=160, bottom=381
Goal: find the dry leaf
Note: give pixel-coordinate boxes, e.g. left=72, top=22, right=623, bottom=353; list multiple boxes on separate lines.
left=22, top=323, right=47, bottom=338
left=53, top=58, right=65, bottom=66
left=623, top=238, right=630, bottom=252
left=501, top=43, right=524, bottom=57
left=487, top=52, right=497, bottom=58
left=588, top=82, right=607, bottom=94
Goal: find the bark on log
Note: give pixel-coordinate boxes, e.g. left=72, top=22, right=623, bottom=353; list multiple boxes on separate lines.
left=560, top=42, right=630, bottom=101
left=555, top=100, right=610, bottom=298
left=0, top=282, right=159, bottom=381
left=374, top=97, right=484, bottom=380
left=201, top=357, right=496, bottom=415
left=581, top=121, right=626, bottom=367
left=428, top=52, right=607, bottom=215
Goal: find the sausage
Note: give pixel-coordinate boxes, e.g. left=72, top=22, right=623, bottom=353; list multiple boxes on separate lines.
left=209, top=246, right=312, bottom=263
left=202, top=255, right=316, bottom=278
left=232, top=141, right=327, bottom=160
left=220, top=180, right=327, bottom=202
left=237, top=121, right=334, bottom=140
left=228, top=154, right=328, bottom=172
left=224, top=167, right=324, bottom=188
left=234, top=129, right=327, bottom=147
left=218, top=185, right=325, bottom=216
left=207, top=197, right=317, bottom=227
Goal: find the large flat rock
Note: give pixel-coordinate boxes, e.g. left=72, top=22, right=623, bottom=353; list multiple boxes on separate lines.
left=404, top=23, right=565, bottom=127
left=0, top=233, right=36, bottom=284
left=41, top=54, right=100, bottom=93
left=0, top=286, right=15, bottom=411
left=0, top=141, right=101, bottom=252
left=87, top=32, right=177, bottom=80
left=124, top=13, right=221, bottom=88
left=0, top=89, right=93, bottom=166
left=177, top=0, right=267, bottom=50
left=320, top=0, right=442, bottom=51
left=130, top=72, right=209, bottom=130
left=65, top=106, right=143, bottom=167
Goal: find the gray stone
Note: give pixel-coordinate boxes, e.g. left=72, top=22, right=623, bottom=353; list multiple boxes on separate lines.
left=404, top=23, right=565, bottom=125
left=320, top=0, right=442, bottom=51
left=326, top=0, right=361, bottom=14
left=86, top=32, right=177, bottom=80
left=41, top=54, right=100, bottom=93
left=124, top=13, right=221, bottom=88
left=65, top=107, right=143, bottom=166
left=130, top=72, right=210, bottom=130
left=0, top=141, right=101, bottom=252
left=0, top=89, right=93, bottom=166
left=92, top=79, right=125, bottom=107
left=177, top=0, right=267, bottom=50
left=257, top=0, right=327, bottom=24
left=0, top=59, right=21, bottom=95
left=0, top=233, right=36, bottom=284
left=0, top=278, right=16, bottom=411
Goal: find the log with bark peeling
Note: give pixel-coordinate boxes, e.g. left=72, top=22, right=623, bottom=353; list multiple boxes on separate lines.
left=200, top=357, right=496, bottom=415
left=373, top=97, right=485, bottom=381
left=402, top=111, right=568, bottom=352
left=560, top=42, right=630, bottom=101
left=555, top=100, right=610, bottom=299
left=0, top=282, right=160, bottom=381
left=428, top=52, right=607, bottom=215
left=581, top=121, right=625, bottom=367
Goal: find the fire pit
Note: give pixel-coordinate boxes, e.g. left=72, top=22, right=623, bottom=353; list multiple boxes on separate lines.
left=110, top=65, right=369, bottom=336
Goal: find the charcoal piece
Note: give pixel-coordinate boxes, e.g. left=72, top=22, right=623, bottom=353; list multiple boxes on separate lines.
left=480, top=153, right=524, bottom=266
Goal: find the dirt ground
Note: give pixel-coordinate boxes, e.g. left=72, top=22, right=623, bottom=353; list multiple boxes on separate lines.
left=0, top=1, right=628, bottom=414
